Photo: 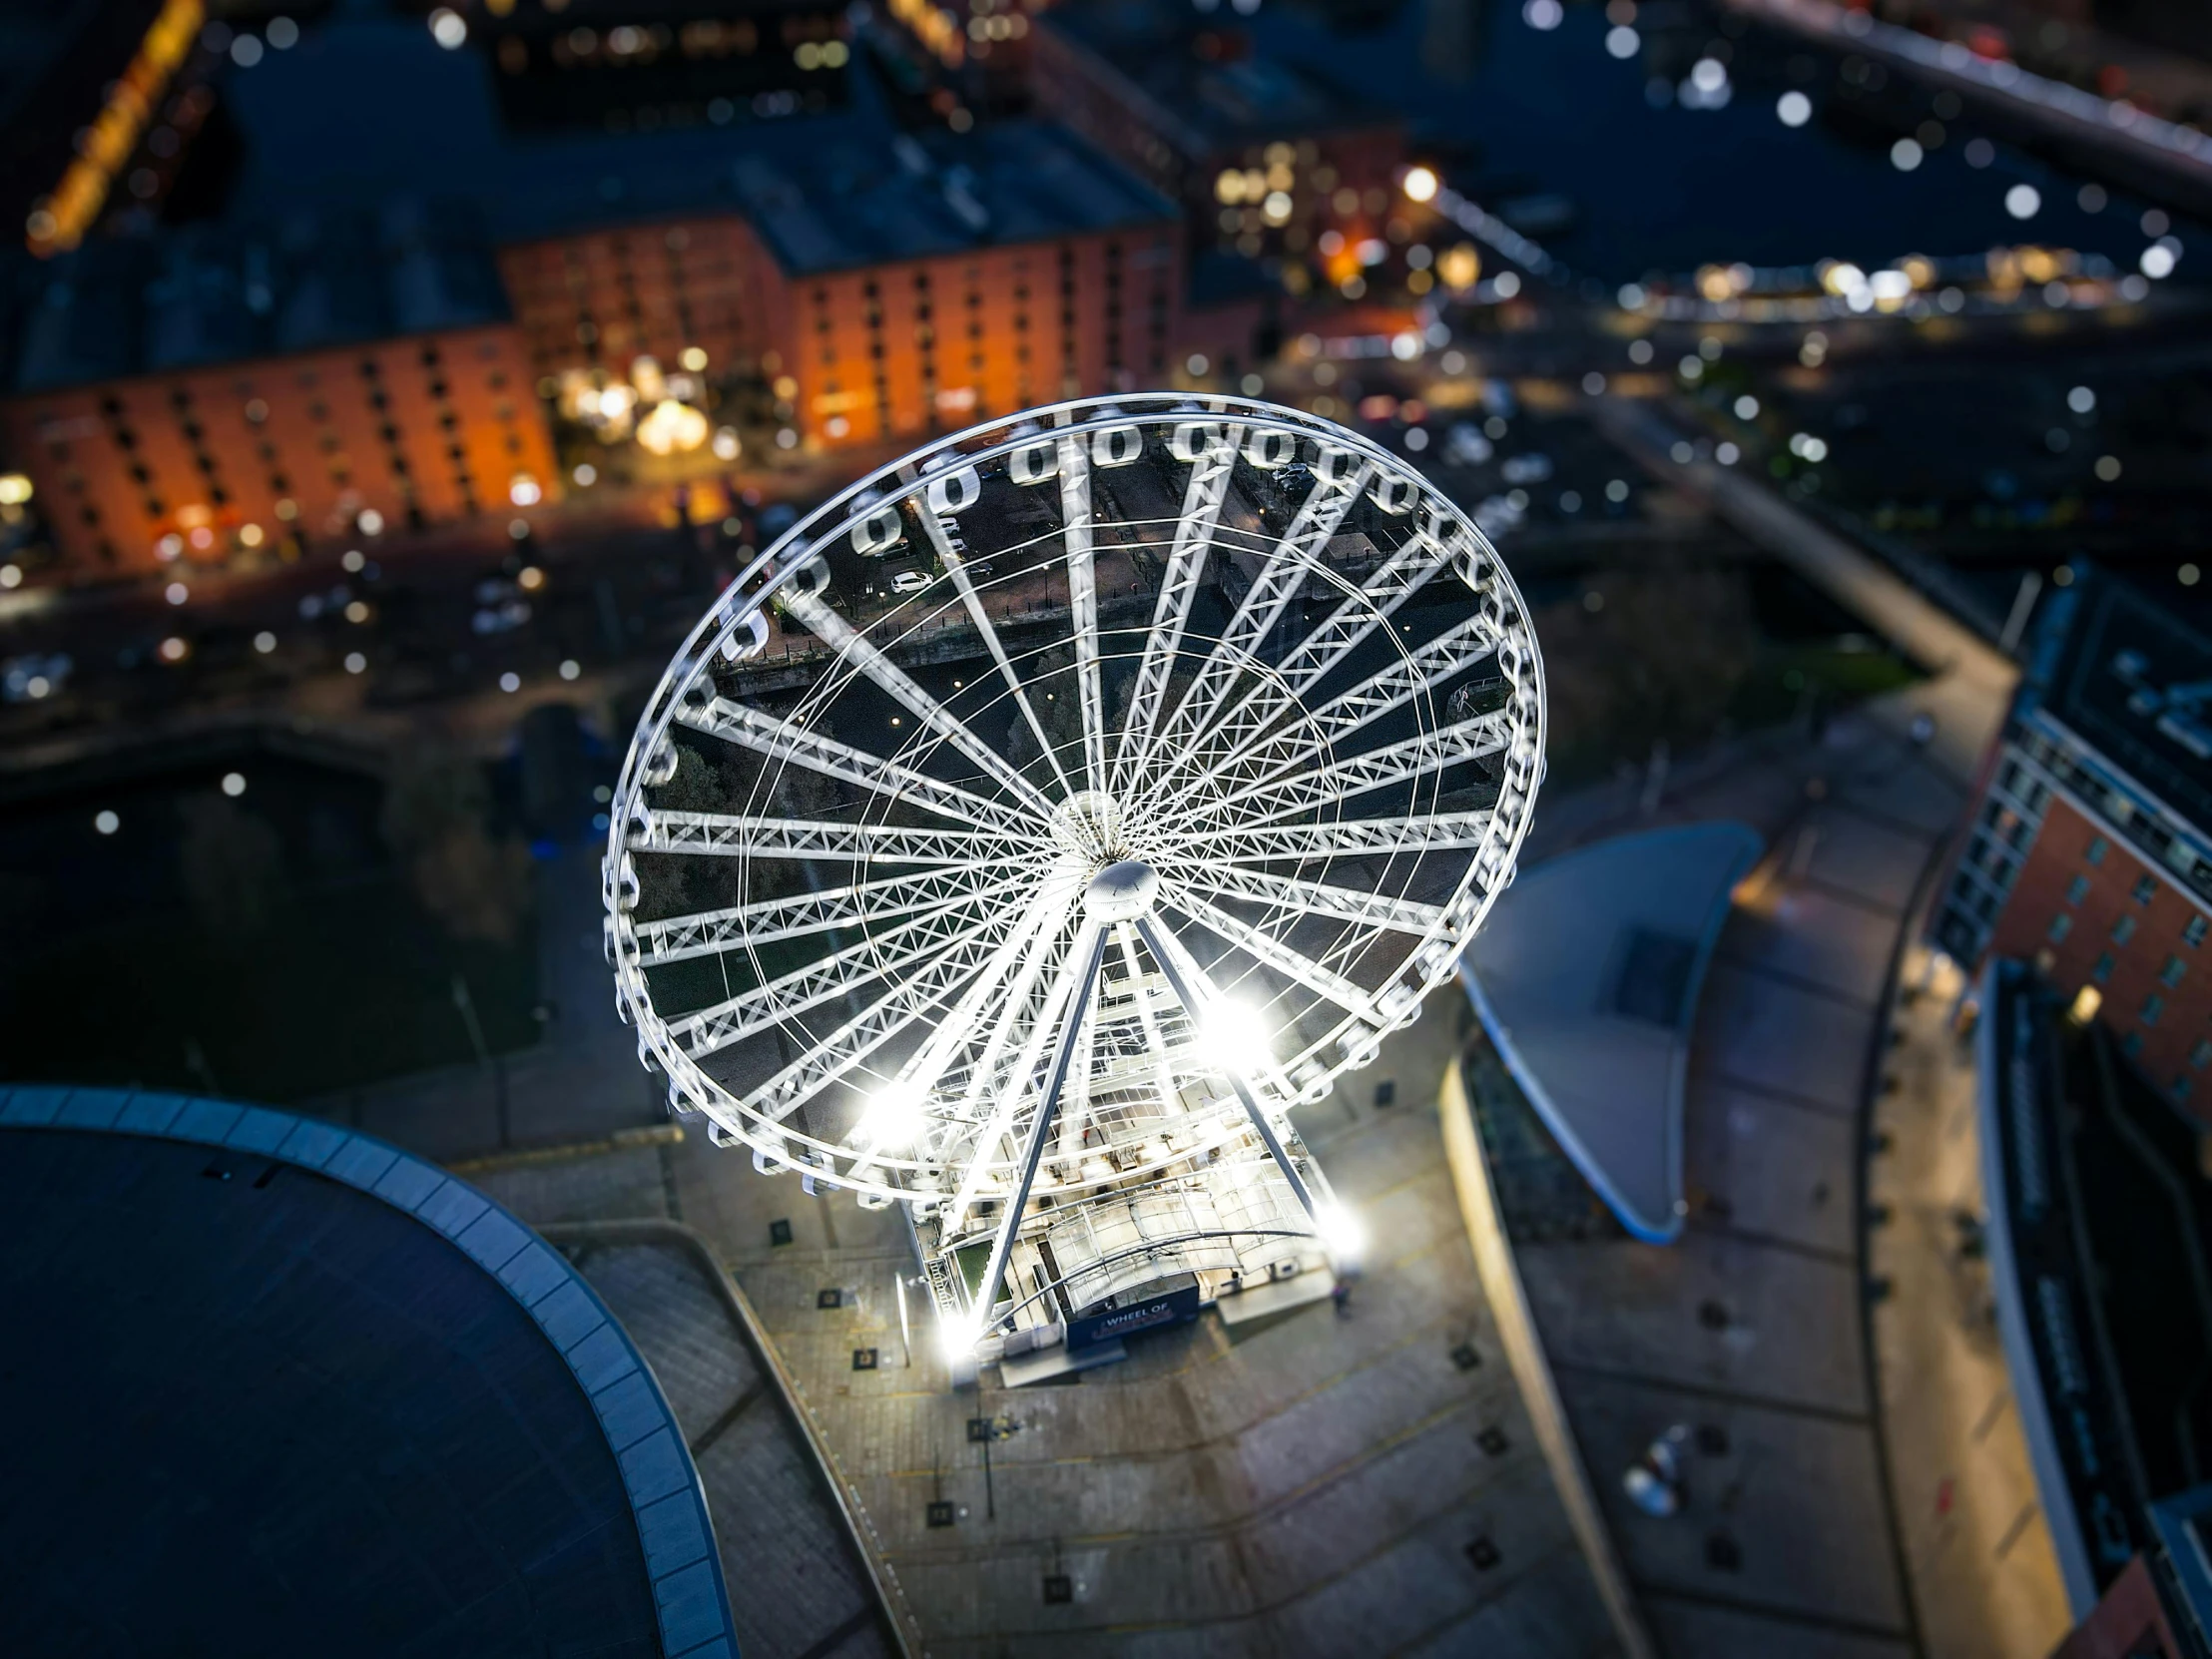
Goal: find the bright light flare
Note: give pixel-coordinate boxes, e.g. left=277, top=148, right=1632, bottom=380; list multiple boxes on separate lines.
left=1315, top=1202, right=1366, bottom=1261
left=860, top=1080, right=928, bottom=1150
left=1401, top=166, right=1438, bottom=204
left=1199, top=999, right=1273, bottom=1074
left=637, top=399, right=710, bottom=456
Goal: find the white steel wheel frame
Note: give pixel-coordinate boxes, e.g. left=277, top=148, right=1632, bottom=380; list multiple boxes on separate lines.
left=605, top=394, right=1545, bottom=1252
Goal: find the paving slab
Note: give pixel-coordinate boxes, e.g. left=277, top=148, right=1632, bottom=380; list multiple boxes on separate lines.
left=1561, top=1371, right=1911, bottom=1636
left=1684, top=1083, right=1859, bottom=1258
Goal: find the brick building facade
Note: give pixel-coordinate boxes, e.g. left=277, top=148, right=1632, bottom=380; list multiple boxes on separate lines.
left=5, top=119, right=1174, bottom=579
left=1935, top=567, right=2212, bottom=1117
left=498, top=122, right=1178, bottom=450
left=1, top=214, right=557, bottom=577
left=497, top=216, right=780, bottom=385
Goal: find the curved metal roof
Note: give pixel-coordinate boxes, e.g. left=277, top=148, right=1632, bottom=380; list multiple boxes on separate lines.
left=1460, top=822, right=1763, bottom=1243
left=0, top=1085, right=737, bottom=1659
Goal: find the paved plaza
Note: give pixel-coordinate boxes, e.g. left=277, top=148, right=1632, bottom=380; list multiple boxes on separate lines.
left=478, top=1008, right=1621, bottom=1657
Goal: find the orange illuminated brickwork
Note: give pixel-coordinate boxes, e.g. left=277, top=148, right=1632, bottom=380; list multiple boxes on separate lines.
left=1986, top=792, right=2212, bottom=1112
left=788, top=234, right=1176, bottom=444
left=508, top=215, right=1177, bottom=449
left=498, top=217, right=783, bottom=379
left=0, top=324, right=555, bottom=575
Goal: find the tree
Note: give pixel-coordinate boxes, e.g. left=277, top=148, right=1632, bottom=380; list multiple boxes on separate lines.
left=179, top=796, right=291, bottom=943
left=379, top=745, right=533, bottom=944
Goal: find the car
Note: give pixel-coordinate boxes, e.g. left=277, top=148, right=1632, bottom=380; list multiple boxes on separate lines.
left=472, top=598, right=532, bottom=635
left=1443, top=424, right=1493, bottom=467
left=889, top=568, right=930, bottom=594
left=1, top=651, right=70, bottom=702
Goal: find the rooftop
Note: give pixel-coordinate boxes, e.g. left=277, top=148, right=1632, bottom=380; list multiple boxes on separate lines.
left=0, top=1085, right=736, bottom=1657
left=14, top=199, right=508, bottom=393
left=1040, top=4, right=1398, bottom=159
left=3, top=12, right=1174, bottom=391
left=1979, top=961, right=2212, bottom=1611
left=2026, top=563, right=2212, bottom=836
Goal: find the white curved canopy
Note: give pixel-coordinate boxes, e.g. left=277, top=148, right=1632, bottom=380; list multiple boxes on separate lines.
left=1460, top=822, right=1763, bottom=1242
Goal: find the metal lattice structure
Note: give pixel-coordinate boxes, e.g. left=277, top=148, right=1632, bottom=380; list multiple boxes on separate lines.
left=606, top=395, right=1544, bottom=1358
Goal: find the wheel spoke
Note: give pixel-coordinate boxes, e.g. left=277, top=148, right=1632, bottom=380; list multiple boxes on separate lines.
left=1131, top=458, right=1373, bottom=799
left=1149, top=605, right=1493, bottom=819
left=631, top=863, right=1041, bottom=964
left=1155, top=879, right=1376, bottom=1022
left=1117, top=921, right=1183, bottom=1120
left=1180, top=864, right=1445, bottom=936
left=941, top=919, right=1094, bottom=1232
left=1059, top=433, right=1109, bottom=795
left=668, top=890, right=1016, bottom=1059
left=915, top=495, right=1073, bottom=799
left=778, top=584, right=1058, bottom=819
left=1204, top=708, right=1514, bottom=826
left=734, top=906, right=1064, bottom=1132
left=1159, top=810, right=1500, bottom=863
left=843, top=872, right=1082, bottom=1183
left=1110, top=422, right=1242, bottom=795
left=679, top=693, right=1033, bottom=834
left=631, top=810, right=1026, bottom=864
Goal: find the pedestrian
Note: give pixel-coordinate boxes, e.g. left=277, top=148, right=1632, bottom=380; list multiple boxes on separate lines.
left=1331, top=1275, right=1352, bottom=1317
left=1623, top=1424, right=1688, bottom=1517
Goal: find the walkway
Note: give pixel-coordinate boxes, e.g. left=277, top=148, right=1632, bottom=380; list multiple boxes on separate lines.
left=1469, top=664, right=2005, bottom=1657
left=1866, top=949, right=2073, bottom=1658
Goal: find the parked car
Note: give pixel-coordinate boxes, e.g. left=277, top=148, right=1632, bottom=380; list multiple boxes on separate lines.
left=2, top=651, right=70, bottom=702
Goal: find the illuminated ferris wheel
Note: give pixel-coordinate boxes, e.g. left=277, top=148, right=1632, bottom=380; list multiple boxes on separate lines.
left=605, top=394, right=1544, bottom=1365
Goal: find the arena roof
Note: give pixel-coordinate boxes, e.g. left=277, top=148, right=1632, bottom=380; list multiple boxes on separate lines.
left=0, top=1085, right=736, bottom=1659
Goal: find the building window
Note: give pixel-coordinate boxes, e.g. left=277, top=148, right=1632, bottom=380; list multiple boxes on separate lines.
left=2135, top=874, right=2158, bottom=906
left=2067, top=874, right=2090, bottom=905
left=2048, top=913, right=2072, bottom=944
left=2092, top=951, right=2116, bottom=983
left=2163, top=955, right=2188, bottom=987
left=2188, top=914, right=2207, bottom=948
left=2143, top=994, right=2165, bottom=1026
left=2087, top=835, right=2108, bottom=865
left=2114, top=914, right=2138, bottom=946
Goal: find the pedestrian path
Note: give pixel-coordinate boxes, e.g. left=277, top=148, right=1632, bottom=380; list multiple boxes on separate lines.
left=1475, top=673, right=2001, bottom=1658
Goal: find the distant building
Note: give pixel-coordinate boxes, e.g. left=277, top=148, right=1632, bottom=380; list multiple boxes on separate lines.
left=1933, top=566, right=2212, bottom=1116
left=0, top=2, right=1185, bottom=580
left=471, top=0, right=854, bottom=134
left=1031, top=5, right=1405, bottom=267
left=499, top=122, right=1182, bottom=448
left=0, top=203, right=556, bottom=577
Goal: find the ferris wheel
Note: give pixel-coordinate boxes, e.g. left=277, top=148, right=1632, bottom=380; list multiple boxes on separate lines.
left=606, top=394, right=1544, bottom=1364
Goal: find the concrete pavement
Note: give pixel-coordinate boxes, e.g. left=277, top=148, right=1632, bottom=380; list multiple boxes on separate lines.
left=464, top=1007, right=1621, bottom=1658
left=1471, top=666, right=2000, bottom=1657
